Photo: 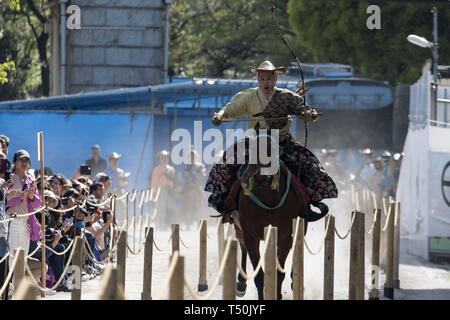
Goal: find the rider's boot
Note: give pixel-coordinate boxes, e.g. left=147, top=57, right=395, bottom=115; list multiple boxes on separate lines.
left=306, top=200, right=329, bottom=222
left=208, top=193, right=233, bottom=223
left=310, top=201, right=329, bottom=215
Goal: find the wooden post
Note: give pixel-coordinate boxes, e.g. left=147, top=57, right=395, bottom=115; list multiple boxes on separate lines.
left=38, top=131, right=46, bottom=298
left=264, top=225, right=277, bottom=300
left=13, top=248, right=25, bottom=297
left=223, top=239, right=237, bottom=300
left=133, top=195, right=136, bottom=252
left=384, top=202, right=395, bottom=299
left=323, top=215, right=335, bottom=300
left=13, top=277, right=38, bottom=300
left=169, top=253, right=184, bottom=300
left=369, top=209, right=381, bottom=300
left=110, top=196, right=116, bottom=256
left=171, top=224, right=180, bottom=254
left=117, top=231, right=127, bottom=294
left=126, top=193, right=129, bottom=235
left=141, top=227, right=154, bottom=300
left=98, top=266, right=124, bottom=300
left=393, top=202, right=401, bottom=289
left=217, top=218, right=224, bottom=285
left=71, top=236, right=83, bottom=300
left=292, top=217, right=304, bottom=300
left=349, top=211, right=365, bottom=300
left=139, top=200, right=144, bottom=246
left=198, top=219, right=208, bottom=291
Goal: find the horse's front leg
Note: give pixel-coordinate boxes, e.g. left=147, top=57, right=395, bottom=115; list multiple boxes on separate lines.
left=276, top=238, right=291, bottom=300
left=243, top=235, right=264, bottom=300
left=237, top=248, right=248, bottom=297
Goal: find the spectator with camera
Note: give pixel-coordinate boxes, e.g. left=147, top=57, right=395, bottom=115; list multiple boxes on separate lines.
left=85, top=145, right=107, bottom=179
left=0, top=136, right=11, bottom=179
left=0, top=150, right=13, bottom=300
left=87, top=182, right=112, bottom=256
left=5, top=150, right=42, bottom=272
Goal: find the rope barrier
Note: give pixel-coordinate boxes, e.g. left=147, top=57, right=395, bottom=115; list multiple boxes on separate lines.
left=206, top=219, right=220, bottom=240
left=0, top=206, right=45, bottom=224
left=126, top=227, right=152, bottom=255
left=0, top=253, right=19, bottom=297
left=153, top=231, right=173, bottom=252
left=276, top=256, right=287, bottom=273
left=394, top=201, right=399, bottom=227
left=24, top=237, right=78, bottom=292
left=129, top=189, right=138, bottom=202
left=179, top=236, right=192, bottom=249
left=26, top=244, right=42, bottom=259
left=115, top=191, right=129, bottom=201
left=183, top=237, right=233, bottom=300
left=364, top=211, right=378, bottom=235
left=154, top=250, right=180, bottom=300
left=334, top=212, right=356, bottom=240
left=47, top=200, right=87, bottom=213
left=371, top=191, right=378, bottom=210
left=0, top=252, right=10, bottom=265
left=304, top=214, right=332, bottom=255
left=138, top=190, right=146, bottom=209
left=236, top=226, right=272, bottom=280
left=381, top=204, right=393, bottom=232
left=42, top=238, right=75, bottom=256
left=85, top=194, right=114, bottom=208
left=382, top=197, right=388, bottom=217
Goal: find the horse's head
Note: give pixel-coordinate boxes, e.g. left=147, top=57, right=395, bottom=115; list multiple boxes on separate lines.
left=249, top=123, right=281, bottom=188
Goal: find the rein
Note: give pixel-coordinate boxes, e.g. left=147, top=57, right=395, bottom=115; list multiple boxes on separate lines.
left=237, top=133, right=291, bottom=210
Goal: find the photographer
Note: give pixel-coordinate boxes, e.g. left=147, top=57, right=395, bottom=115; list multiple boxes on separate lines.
left=0, top=152, right=13, bottom=300
left=87, top=182, right=112, bottom=258
left=28, top=227, right=71, bottom=292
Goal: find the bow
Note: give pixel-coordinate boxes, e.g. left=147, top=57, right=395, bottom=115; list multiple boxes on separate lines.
left=271, top=3, right=310, bottom=146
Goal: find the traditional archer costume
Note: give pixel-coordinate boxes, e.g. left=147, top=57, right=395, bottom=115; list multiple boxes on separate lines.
left=205, top=61, right=338, bottom=220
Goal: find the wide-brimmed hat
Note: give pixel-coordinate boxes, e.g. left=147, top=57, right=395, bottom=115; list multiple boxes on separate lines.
left=360, top=148, right=373, bottom=155
left=107, top=152, right=121, bottom=159
left=249, top=60, right=286, bottom=75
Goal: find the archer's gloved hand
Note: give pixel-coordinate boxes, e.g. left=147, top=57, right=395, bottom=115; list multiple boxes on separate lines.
left=299, top=106, right=319, bottom=122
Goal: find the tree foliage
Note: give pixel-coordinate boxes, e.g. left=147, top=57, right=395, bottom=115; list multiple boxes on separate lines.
left=0, top=0, right=52, bottom=100
left=287, top=0, right=450, bottom=85
left=169, top=0, right=313, bottom=78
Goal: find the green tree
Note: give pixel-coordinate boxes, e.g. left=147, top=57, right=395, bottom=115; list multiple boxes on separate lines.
left=287, top=0, right=449, bottom=85
left=0, top=0, right=52, bottom=99
left=0, top=0, right=19, bottom=85
left=169, top=0, right=312, bottom=78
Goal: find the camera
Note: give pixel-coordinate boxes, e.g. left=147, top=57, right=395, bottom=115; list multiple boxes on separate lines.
left=102, top=210, right=111, bottom=223
left=80, top=165, right=91, bottom=176
left=45, top=228, right=55, bottom=241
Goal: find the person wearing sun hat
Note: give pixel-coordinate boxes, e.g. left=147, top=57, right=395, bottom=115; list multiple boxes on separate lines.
left=5, top=149, right=43, bottom=272
left=205, top=60, right=337, bottom=222
left=104, top=152, right=129, bottom=225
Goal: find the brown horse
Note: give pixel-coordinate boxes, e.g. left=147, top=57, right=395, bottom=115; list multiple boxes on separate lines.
left=224, top=135, right=328, bottom=300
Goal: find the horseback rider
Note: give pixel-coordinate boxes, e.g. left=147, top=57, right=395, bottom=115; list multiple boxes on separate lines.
left=205, top=60, right=338, bottom=222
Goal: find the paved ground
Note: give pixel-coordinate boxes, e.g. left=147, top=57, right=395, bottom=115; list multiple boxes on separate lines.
left=38, top=217, right=450, bottom=300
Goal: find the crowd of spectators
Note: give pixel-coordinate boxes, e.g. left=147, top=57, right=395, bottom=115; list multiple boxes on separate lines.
left=0, top=135, right=129, bottom=299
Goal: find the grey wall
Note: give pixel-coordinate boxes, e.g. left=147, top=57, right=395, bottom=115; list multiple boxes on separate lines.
left=67, top=0, right=164, bottom=93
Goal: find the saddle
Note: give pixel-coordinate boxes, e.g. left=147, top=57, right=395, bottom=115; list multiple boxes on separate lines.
left=224, top=163, right=328, bottom=223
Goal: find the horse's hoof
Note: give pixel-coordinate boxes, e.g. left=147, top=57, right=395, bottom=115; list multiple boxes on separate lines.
left=236, top=282, right=247, bottom=297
